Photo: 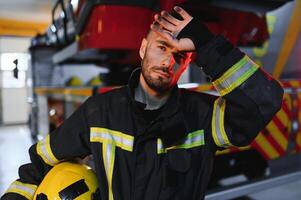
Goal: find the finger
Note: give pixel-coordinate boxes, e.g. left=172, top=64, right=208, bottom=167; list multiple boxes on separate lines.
left=150, top=24, right=178, bottom=46
left=154, top=14, right=177, bottom=32
left=160, top=11, right=180, bottom=26
left=150, top=23, right=172, bottom=38
left=173, top=6, right=192, bottom=20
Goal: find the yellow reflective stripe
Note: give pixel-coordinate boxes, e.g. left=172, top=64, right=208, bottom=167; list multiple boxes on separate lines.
left=36, top=134, right=59, bottom=166
left=213, top=55, right=259, bottom=96
left=212, top=98, right=232, bottom=147
left=91, top=127, right=133, bottom=140
left=91, top=127, right=131, bottom=199
left=5, top=180, right=37, bottom=200
left=102, top=143, right=115, bottom=200
left=157, top=139, right=165, bottom=154
left=214, top=56, right=249, bottom=84
left=157, top=129, right=205, bottom=154
left=166, top=130, right=205, bottom=150
left=90, top=127, right=134, bottom=152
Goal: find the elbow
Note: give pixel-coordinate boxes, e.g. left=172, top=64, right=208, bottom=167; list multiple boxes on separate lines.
left=268, top=80, right=284, bottom=120
left=260, top=79, right=284, bottom=128
left=274, top=83, right=284, bottom=112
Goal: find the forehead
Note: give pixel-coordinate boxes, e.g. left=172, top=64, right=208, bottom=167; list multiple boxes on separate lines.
left=146, top=31, right=180, bottom=54
left=146, top=31, right=191, bottom=57
left=147, top=30, right=169, bottom=45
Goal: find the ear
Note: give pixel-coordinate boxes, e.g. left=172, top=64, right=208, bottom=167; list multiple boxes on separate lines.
left=139, top=38, right=147, bottom=59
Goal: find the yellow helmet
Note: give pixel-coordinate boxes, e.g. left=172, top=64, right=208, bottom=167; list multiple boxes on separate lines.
left=33, top=162, right=99, bottom=200
left=65, top=76, right=83, bottom=86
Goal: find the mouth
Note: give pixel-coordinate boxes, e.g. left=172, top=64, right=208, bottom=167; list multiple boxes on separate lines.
left=154, top=69, right=171, bottom=79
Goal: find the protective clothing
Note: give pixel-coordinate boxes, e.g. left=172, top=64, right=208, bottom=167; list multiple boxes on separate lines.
left=33, top=162, right=98, bottom=200
left=1, top=21, right=283, bottom=200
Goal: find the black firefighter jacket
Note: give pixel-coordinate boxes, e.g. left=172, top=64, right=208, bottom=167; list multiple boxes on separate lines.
left=1, top=35, right=283, bottom=200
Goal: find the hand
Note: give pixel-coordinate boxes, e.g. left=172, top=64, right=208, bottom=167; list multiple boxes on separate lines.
left=151, top=6, right=196, bottom=52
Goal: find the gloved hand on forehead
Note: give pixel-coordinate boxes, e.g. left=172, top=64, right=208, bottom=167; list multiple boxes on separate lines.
left=151, top=6, right=215, bottom=51
left=152, top=6, right=244, bottom=81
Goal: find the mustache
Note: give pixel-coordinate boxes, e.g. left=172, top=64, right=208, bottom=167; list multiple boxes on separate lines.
left=153, top=66, right=171, bottom=73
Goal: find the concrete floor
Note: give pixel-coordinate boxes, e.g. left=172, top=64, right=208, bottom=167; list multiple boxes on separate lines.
left=0, top=125, right=32, bottom=195
left=1, top=125, right=301, bottom=199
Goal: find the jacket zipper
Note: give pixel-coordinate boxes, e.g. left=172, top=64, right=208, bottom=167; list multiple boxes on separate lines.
left=130, top=119, right=158, bottom=200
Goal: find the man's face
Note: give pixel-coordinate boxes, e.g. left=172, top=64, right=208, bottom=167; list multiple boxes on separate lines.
left=139, top=31, right=192, bottom=93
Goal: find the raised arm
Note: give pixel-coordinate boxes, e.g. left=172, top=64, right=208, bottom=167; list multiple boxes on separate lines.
left=151, top=6, right=283, bottom=148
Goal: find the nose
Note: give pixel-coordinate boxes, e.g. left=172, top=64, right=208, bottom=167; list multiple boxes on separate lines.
left=161, top=54, right=175, bottom=69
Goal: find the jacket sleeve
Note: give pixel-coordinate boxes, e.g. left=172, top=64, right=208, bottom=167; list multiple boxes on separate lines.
left=1, top=97, right=94, bottom=200
left=196, top=35, right=284, bottom=148
left=177, top=18, right=283, bottom=148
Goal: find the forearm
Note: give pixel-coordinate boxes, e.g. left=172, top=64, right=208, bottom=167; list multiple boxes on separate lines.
left=1, top=97, right=93, bottom=199
left=179, top=18, right=284, bottom=147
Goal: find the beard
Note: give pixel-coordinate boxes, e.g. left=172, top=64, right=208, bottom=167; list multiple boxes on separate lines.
left=141, top=57, right=172, bottom=93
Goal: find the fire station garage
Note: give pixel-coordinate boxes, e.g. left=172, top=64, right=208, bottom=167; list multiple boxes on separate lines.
left=0, top=0, right=301, bottom=200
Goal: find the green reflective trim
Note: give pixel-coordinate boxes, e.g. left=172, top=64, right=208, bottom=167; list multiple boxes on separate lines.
left=157, top=129, right=205, bottom=154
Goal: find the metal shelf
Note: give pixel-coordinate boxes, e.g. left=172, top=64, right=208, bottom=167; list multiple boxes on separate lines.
left=205, top=170, right=301, bottom=200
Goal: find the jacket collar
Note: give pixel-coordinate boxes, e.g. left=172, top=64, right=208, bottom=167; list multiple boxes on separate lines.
left=126, top=68, right=179, bottom=118
left=126, top=68, right=188, bottom=147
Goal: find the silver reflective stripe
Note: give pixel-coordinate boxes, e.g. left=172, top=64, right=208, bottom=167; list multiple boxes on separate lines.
left=39, top=139, right=56, bottom=164
left=36, top=135, right=59, bottom=166
left=157, top=139, right=164, bottom=154
left=215, top=61, right=254, bottom=91
left=102, top=143, right=115, bottom=200
left=90, top=127, right=134, bottom=152
left=212, top=98, right=231, bottom=147
left=105, top=143, right=112, bottom=173
left=91, top=132, right=133, bottom=150
left=157, top=129, right=205, bottom=154
left=213, top=56, right=259, bottom=96
left=182, top=130, right=204, bottom=147
left=90, top=128, right=131, bottom=199
left=6, top=180, right=37, bottom=199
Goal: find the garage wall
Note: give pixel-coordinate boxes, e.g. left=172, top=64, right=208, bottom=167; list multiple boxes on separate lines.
left=0, top=36, right=31, bottom=124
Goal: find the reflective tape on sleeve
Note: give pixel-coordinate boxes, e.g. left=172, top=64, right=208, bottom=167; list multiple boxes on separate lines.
left=213, top=55, right=259, bottom=96
left=36, top=134, right=60, bottom=166
left=212, top=98, right=232, bottom=147
left=5, top=180, right=37, bottom=199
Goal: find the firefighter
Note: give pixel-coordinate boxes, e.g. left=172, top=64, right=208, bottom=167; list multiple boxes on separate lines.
left=1, top=6, right=283, bottom=200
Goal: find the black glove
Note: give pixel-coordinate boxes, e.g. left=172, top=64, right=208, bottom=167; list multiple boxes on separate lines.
left=176, top=17, right=214, bottom=50
left=174, top=16, right=245, bottom=80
